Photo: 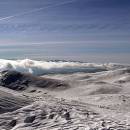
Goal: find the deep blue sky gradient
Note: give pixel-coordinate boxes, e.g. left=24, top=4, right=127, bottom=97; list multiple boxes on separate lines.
left=0, top=0, right=130, bottom=63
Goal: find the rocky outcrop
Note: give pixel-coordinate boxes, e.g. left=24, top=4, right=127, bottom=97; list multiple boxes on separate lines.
left=0, top=70, right=69, bottom=90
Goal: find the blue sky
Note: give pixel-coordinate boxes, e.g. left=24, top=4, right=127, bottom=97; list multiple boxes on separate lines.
left=0, top=0, right=130, bottom=63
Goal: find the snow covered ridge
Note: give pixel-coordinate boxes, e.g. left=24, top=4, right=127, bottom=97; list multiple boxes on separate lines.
left=0, top=59, right=128, bottom=75
left=0, top=60, right=130, bottom=130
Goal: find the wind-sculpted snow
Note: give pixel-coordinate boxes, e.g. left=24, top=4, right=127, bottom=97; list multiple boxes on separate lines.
left=0, top=90, right=30, bottom=114
left=0, top=60, right=130, bottom=129
left=0, top=59, right=126, bottom=75
left=0, top=97, right=130, bottom=130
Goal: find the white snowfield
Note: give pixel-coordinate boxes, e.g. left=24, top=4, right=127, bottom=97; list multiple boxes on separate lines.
left=0, top=59, right=130, bottom=130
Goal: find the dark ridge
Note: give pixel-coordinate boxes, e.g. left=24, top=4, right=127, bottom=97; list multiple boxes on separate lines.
left=0, top=70, right=28, bottom=90
left=0, top=70, right=69, bottom=91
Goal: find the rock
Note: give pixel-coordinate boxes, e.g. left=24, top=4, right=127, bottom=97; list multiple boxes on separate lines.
left=8, top=119, right=17, bottom=127
left=29, top=89, right=37, bottom=93
left=0, top=70, right=22, bottom=86
left=0, top=70, right=69, bottom=90
left=24, top=115, right=36, bottom=123
left=0, top=70, right=27, bottom=90
left=48, top=114, right=55, bottom=119
left=101, top=120, right=106, bottom=127
left=64, top=111, right=71, bottom=120
left=38, top=90, right=42, bottom=93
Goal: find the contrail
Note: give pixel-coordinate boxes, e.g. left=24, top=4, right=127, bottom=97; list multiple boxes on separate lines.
left=0, top=0, right=77, bottom=21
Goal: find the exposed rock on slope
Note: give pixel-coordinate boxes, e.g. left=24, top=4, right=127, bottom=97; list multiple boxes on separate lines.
left=0, top=70, right=69, bottom=90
